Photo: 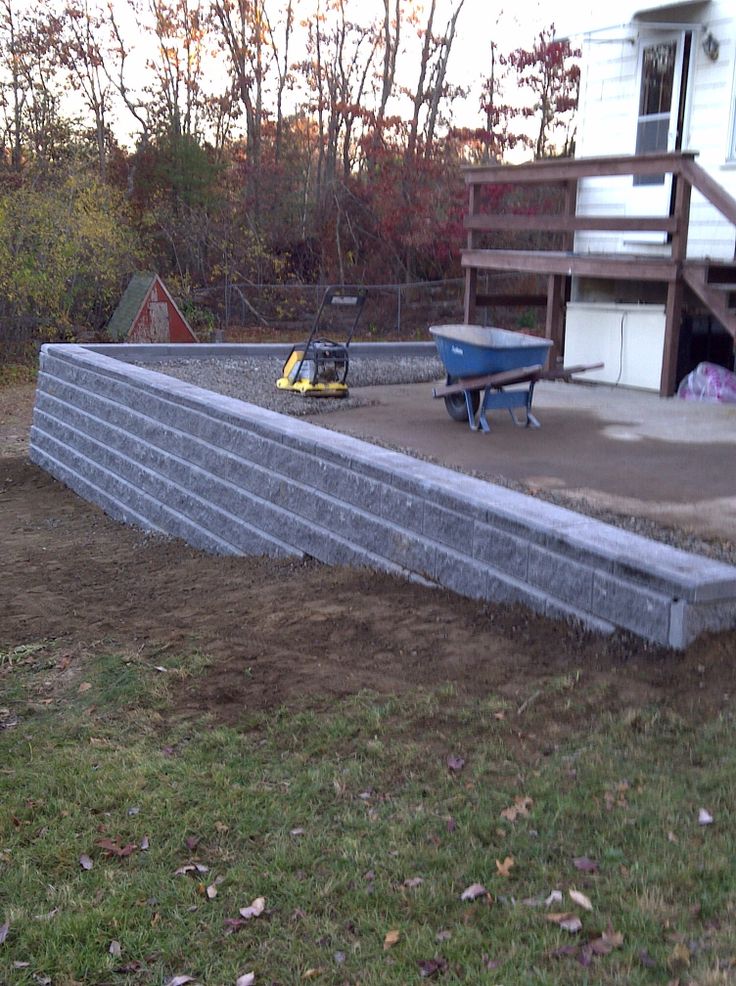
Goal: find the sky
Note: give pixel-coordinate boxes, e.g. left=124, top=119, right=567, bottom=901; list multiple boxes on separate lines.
left=7, top=0, right=605, bottom=147
left=427, top=0, right=601, bottom=129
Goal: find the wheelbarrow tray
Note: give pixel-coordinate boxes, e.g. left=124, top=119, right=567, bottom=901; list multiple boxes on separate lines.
left=429, top=324, right=553, bottom=377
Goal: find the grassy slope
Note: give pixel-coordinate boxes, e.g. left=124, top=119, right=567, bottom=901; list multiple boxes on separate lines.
left=1, top=645, right=735, bottom=986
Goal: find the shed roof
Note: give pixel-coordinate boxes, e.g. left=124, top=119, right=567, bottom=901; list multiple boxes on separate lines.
left=106, top=272, right=157, bottom=341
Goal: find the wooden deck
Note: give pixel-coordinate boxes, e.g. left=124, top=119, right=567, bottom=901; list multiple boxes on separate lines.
left=461, top=151, right=736, bottom=396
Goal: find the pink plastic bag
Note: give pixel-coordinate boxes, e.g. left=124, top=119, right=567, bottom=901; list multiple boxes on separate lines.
left=677, top=362, right=736, bottom=404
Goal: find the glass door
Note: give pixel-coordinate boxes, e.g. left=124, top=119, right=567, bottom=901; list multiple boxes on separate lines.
left=626, top=32, right=691, bottom=244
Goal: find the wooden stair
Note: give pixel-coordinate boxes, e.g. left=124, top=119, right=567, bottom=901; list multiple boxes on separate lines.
left=683, top=261, right=736, bottom=340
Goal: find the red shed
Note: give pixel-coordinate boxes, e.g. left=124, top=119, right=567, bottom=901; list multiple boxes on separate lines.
left=107, top=272, right=198, bottom=343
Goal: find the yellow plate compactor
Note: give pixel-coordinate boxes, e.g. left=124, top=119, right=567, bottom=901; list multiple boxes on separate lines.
left=276, top=286, right=367, bottom=397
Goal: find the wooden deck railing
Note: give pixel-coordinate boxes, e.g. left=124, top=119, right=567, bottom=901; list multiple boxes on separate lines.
left=460, top=151, right=736, bottom=395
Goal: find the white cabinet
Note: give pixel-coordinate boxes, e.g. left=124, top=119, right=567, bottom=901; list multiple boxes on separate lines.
left=564, top=303, right=666, bottom=391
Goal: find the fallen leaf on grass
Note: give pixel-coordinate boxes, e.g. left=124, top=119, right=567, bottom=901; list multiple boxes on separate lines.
left=214, top=821, right=229, bottom=834
left=164, top=977, right=198, bottom=986
left=78, top=682, right=92, bottom=694
left=290, top=828, right=305, bottom=837
left=460, top=883, right=488, bottom=901
left=500, top=796, right=533, bottom=823
left=569, top=889, right=593, bottom=911
left=545, top=890, right=563, bottom=906
left=383, top=929, right=400, bottom=950
left=560, top=916, right=583, bottom=933
left=96, top=839, right=137, bottom=858
left=698, top=808, right=714, bottom=826
left=302, top=969, right=323, bottom=980
left=546, top=913, right=583, bottom=933
left=669, top=943, right=691, bottom=969
left=79, top=854, right=93, bottom=870
left=185, top=836, right=200, bottom=850
left=140, top=837, right=150, bottom=851
left=175, top=863, right=209, bottom=876
left=34, top=908, right=59, bottom=921
left=436, top=930, right=452, bottom=942
left=495, top=856, right=514, bottom=878
left=13, top=962, right=30, bottom=969
left=418, top=957, right=448, bottom=978
left=239, top=897, right=266, bottom=920
left=109, top=941, right=122, bottom=957
left=578, top=943, right=594, bottom=967
left=604, top=781, right=629, bottom=811
left=403, top=877, right=424, bottom=889
left=589, top=930, right=624, bottom=955
left=667, top=831, right=678, bottom=844
left=235, top=974, right=255, bottom=986
left=206, top=884, right=218, bottom=900
left=114, top=960, right=143, bottom=974
left=446, top=755, right=465, bottom=772
left=549, top=944, right=578, bottom=958
left=0, top=922, right=9, bottom=945
left=573, top=856, right=598, bottom=873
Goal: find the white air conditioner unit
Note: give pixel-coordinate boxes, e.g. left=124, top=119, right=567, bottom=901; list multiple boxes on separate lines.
left=564, top=302, right=666, bottom=391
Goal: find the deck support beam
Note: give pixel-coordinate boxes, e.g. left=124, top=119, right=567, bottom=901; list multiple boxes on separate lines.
left=545, top=275, right=566, bottom=368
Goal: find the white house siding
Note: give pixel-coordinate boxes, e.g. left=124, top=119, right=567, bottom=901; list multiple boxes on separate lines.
left=574, top=1, right=736, bottom=261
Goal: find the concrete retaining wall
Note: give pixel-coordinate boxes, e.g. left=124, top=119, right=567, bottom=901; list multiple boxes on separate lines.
left=30, top=343, right=736, bottom=648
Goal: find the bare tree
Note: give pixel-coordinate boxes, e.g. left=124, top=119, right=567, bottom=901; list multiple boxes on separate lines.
left=58, top=0, right=112, bottom=176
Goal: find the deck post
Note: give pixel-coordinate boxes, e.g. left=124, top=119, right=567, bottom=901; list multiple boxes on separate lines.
left=545, top=275, right=565, bottom=367
left=464, top=183, right=478, bottom=324
left=661, top=281, right=684, bottom=396
left=660, top=168, right=693, bottom=396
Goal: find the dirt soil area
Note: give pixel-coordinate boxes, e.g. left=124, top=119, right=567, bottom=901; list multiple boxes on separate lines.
left=1, top=383, right=734, bottom=747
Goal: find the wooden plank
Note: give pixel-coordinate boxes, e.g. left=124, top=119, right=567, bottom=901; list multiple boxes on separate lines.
left=464, top=214, right=677, bottom=233
left=542, top=362, right=604, bottom=380
left=562, top=179, right=577, bottom=253
left=462, top=151, right=697, bottom=186
left=464, top=183, right=479, bottom=324
left=475, top=293, right=547, bottom=308
left=461, top=249, right=678, bottom=282
left=681, top=159, right=736, bottom=228
left=660, top=280, right=684, bottom=397
left=545, top=275, right=565, bottom=366
left=432, top=365, right=543, bottom=398
left=432, top=361, right=604, bottom=398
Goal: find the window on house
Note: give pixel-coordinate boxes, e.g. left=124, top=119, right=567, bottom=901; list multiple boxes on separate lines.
left=634, top=41, right=676, bottom=185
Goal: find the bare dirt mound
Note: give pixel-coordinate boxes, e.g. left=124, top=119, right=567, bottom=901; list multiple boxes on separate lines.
left=1, top=439, right=733, bottom=739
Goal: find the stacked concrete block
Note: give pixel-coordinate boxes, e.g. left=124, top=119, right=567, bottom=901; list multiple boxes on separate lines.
left=30, top=344, right=736, bottom=648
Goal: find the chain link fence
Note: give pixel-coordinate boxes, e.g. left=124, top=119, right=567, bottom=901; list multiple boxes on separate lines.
left=205, top=279, right=467, bottom=339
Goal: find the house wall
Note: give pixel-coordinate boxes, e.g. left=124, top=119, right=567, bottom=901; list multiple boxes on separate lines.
left=575, top=1, right=736, bottom=261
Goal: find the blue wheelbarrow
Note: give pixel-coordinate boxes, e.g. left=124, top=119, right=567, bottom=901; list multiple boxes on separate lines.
left=430, top=324, right=553, bottom=432
left=430, top=324, right=602, bottom=432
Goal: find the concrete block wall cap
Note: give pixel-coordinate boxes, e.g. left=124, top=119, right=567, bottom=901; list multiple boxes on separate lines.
left=561, top=517, right=736, bottom=601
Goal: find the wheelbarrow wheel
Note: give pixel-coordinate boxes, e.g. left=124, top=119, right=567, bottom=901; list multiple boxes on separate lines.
left=444, top=390, right=480, bottom=423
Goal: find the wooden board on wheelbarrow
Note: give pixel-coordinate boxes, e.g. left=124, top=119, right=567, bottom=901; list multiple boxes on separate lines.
left=432, top=362, right=603, bottom=399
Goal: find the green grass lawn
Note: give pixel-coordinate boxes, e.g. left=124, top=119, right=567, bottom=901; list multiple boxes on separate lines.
left=1, top=643, right=734, bottom=985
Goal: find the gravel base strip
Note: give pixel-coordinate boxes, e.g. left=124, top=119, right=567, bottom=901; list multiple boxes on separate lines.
left=141, top=356, right=445, bottom=417
left=139, top=356, right=736, bottom=567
